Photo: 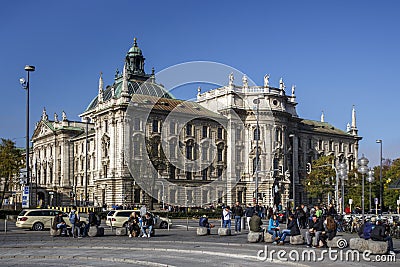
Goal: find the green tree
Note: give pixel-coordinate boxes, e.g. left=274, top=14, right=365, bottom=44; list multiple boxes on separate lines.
left=302, top=155, right=336, bottom=204
left=382, top=158, right=400, bottom=211
left=0, top=138, right=23, bottom=209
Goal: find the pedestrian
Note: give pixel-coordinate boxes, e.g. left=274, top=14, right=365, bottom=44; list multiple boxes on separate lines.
left=245, top=203, right=254, bottom=230
left=127, top=212, right=140, bottom=238
left=222, top=206, right=232, bottom=229
left=305, top=215, right=324, bottom=248
left=232, top=202, right=243, bottom=233
left=140, top=212, right=154, bottom=238
left=69, top=206, right=82, bottom=238
left=140, top=205, right=147, bottom=217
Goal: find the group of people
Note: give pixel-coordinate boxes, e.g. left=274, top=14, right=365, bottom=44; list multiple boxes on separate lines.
left=358, top=217, right=395, bottom=255
left=51, top=206, right=99, bottom=238
left=126, top=211, right=155, bottom=238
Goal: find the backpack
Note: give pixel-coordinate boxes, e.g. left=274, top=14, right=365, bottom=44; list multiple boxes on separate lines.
left=363, top=223, right=374, bottom=239
left=69, top=211, right=76, bottom=224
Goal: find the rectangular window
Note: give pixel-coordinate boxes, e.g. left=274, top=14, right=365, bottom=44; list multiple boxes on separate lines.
left=202, top=126, right=208, bottom=138
left=169, top=165, right=176, bottom=180
left=202, top=168, right=208, bottom=181
left=202, top=147, right=208, bottom=161
left=104, top=120, right=108, bottom=132
left=170, top=121, right=176, bottom=134
left=329, top=141, right=334, bottom=151
left=217, top=148, right=223, bottom=162
left=236, top=129, right=242, bottom=140
left=186, top=172, right=192, bottom=180
left=318, top=140, right=323, bottom=150
left=217, top=168, right=223, bottom=178
left=217, top=128, right=223, bottom=139
left=169, top=143, right=176, bottom=159
left=186, top=124, right=193, bottom=136
left=186, top=145, right=193, bottom=160
left=308, top=139, right=312, bottom=149
left=134, top=118, right=141, bottom=131
left=349, top=144, right=353, bottom=153
left=152, top=120, right=159, bottom=132
left=236, top=150, right=241, bottom=163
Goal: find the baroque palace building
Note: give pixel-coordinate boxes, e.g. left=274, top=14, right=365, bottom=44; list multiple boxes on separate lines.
left=27, top=39, right=361, bottom=209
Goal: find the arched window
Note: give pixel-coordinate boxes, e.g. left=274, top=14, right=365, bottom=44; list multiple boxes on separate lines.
left=254, top=126, right=260, bottom=141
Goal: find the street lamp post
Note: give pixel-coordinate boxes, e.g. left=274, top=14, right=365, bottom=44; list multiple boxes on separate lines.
left=338, top=162, right=348, bottom=215
left=253, top=97, right=262, bottom=205
left=376, top=139, right=383, bottom=214
left=366, top=169, right=375, bottom=213
left=20, top=65, right=35, bottom=208
left=289, top=134, right=295, bottom=207
left=358, top=155, right=369, bottom=223
left=84, top=117, right=89, bottom=206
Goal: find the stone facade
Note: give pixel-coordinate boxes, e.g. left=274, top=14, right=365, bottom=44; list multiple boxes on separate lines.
left=26, top=39, right=361, bottom=209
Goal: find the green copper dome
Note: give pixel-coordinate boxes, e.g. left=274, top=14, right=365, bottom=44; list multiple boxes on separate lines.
left=128, top=37, right=142, bottom=56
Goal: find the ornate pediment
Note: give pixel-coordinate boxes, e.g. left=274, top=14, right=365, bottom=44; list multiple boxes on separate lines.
left=32, top=121, right=55, bottom=140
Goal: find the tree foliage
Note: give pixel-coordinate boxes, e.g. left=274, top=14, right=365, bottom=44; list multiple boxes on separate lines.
left=0, top=138, right=23, bottom=208
left=302, top=155, right=336, bottom=203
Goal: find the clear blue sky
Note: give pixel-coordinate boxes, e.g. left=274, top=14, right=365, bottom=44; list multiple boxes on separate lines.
left=1, top=0, right=399, bottom=167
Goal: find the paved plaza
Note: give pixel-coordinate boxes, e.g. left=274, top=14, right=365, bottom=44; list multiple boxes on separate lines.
left=0, top=219, right=399, bottom=266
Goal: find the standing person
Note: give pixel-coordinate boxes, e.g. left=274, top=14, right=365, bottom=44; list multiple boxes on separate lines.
left=222, top=206, right=232, bottom=229
left=245, top=204, right=254, bottom=230
left=69, top=206, right=82, bottom=238
left=315, top=206, right=322, bottom=218
left=327, top=203, right=336, bottom=216
left=296, top=206, right=306, bottom=229
left=232, top=202, right=243, bottom=233
left=140, top=205, right=147, bottom=217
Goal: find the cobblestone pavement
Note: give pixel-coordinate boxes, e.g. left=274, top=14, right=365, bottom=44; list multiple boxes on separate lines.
left=0, top=219, right=399, bottom=266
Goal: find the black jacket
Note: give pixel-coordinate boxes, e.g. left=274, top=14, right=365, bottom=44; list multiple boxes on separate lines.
left=371, top=224, right=386, bottom=241
left=287, top=219, right=300, bottom=236
left=88, top=212, right=98, bottom=226
left=309, top=219, right=324, bottom=232
left=232, top=205, right=244, bottom=217
left=245, top=206, right=255, bottom=217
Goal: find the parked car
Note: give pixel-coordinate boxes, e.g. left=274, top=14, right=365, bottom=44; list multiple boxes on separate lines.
left=105, top=210, right=172, bottom=229
left=16, top=209, right=71, bottom=231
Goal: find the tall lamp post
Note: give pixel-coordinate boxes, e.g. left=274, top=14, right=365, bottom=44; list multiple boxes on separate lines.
left=358, top=155, right=369, bottom=223
left=253, top=97, right=262, bottom=205
left=289, top=134, right=296, bottom=207
left=156, top=180, right=165, bottom=210
left=20, top=65, right=35, bottom=208
left=366, top=169, right=375, bottom=213
left=337, top=162, right=348, bottom=214
left=376, top=139, right=383, bottom=214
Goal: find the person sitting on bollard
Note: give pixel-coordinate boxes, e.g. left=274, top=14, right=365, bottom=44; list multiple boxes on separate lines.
left=249, top=213, right=263, bottom=232
left=128, top=212, right=140, bottom=238
left=52, top=213, right=67, bottom=235
left=305, top=215, right=324, bottom=248
left=268, top=214, right=281, bottom=244
left=199, top=215, right=215, bottom=235
left=320, top=215, right=337, bottom=247
left=370, top=219, right=395, bottom=255
left=277, top=214, right=300, bottom=245
left=358, top=217, right=376, bottom=240
left=140, top=212, right=154, bottom=238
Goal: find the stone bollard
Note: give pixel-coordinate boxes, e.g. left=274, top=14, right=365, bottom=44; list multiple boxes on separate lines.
left=349, top=238, right=369, bottom=252
left=197, top=227, right=209, bottom=236
left=88, top=226, right=104, bottom=237
left=327, top=236, right=347, bottom=248
left=367, top=240, right=387, bottom=255
left=290, top=235, right=304, bottom=245
left=247, top=231, right=263, bottom=243
left=50, top=228, right=61, bottom=236
left=218, top=228, right=231, bottom=236
left=116, top=227, right=127, bottom=236
left=264, top=232, right=274, bottom=243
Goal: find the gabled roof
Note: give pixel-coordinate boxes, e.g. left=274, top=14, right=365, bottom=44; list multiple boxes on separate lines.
left=299, top=119, right=351, bottom=136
